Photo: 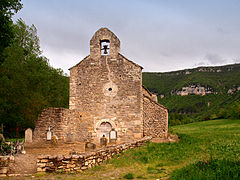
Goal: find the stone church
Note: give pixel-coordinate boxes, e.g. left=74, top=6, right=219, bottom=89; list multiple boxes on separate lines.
left=33, top=28, right=168, bottom=143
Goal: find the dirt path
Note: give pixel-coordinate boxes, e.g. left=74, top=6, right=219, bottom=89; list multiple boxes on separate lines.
left=9, top=154, right=37, bottom=175
left=8, top=142, right=86, bottom=176
left=7, top=141, right=133, bottom=176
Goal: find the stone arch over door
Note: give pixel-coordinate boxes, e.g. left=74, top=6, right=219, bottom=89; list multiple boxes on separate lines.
left=95, top=119, right=117, bottom=143
left=98, top=122, right=112, bottom=142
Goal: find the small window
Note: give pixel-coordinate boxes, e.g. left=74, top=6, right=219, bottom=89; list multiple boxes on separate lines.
left=100, top=40, right=110, bottom=55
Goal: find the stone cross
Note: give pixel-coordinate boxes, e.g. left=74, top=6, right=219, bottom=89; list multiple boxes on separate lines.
left=25, top=128, right=32, bottom=143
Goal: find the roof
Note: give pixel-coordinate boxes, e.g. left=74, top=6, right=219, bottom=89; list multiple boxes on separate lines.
left=68, top=55, right=90, bottom=70
left=68, top=53, right=143, bottom=71
left=119, top=53, right=143, bottom=69
left=143, top=94, right=168, bottom=110
left=142, top=85, right=153, bottom=96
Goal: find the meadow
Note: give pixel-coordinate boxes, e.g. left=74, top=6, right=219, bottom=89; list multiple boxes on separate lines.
left=33, top=119, right=240, bottom=179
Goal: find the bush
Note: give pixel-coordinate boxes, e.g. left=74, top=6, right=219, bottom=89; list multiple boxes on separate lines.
left=123, top=173, right=134, bottom=179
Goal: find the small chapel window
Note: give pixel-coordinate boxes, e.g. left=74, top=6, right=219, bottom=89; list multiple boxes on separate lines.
left=100, top=40, right=110, bottom=55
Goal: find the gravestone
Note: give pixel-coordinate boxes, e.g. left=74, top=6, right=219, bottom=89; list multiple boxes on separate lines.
left=47, top=127, right=52, bottom=140
left=109, top=129, right=117, bottom=143
left=25, top=128, right=32, bottom=143
left=85, top=142, right=96, bottom=151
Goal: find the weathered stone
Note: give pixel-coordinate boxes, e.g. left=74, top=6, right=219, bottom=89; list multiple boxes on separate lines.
left=25, top=128, right=32, bottom=143
left=37, top=167, right=44, bottom=172
left=85, top=142, right=96, bottom=151
left=143, top=95, right=168, bottom=138
left=57, top=155, right=63, bottom=160
left=37, top=163, right=46, bottom=167
left=72, top=155, right=79, bottom=159
left=33, top=28, right=168, bottom=144
left=0, top=167, right=8, bottom=174
left=36, top=136, right=151, bottom=173
left=66, top=164, right=76, bottom=168
left=81, top=166, right=88, bottom=170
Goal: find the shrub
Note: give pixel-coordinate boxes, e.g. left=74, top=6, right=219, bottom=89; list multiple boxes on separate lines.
left=123, top=173, right=134, bottom=179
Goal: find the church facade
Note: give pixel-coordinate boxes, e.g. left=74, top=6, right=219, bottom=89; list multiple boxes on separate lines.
left=33, top=28, right=168, bottom=143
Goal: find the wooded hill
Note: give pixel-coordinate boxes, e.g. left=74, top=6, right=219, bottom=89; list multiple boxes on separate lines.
left=0, top=0, right=69, bottom=138
left=142, top=64, right=240, bottom=125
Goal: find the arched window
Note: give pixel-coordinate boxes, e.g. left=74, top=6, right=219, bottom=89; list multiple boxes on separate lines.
left=100, top=40, right=110, bottom=55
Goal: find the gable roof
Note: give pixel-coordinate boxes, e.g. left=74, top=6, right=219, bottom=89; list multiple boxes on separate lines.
left=119, top=53, right=143, bottom=69
left=142, top=85, right=153, bottom=96
left=68, top=53, right=143, bottom=71
left=68, top=55, right=90, bottom=70
left=143, top=94, right=168, bottom=110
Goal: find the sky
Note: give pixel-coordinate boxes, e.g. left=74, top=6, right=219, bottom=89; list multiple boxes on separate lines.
left=14, top=0, right=240, bottom=74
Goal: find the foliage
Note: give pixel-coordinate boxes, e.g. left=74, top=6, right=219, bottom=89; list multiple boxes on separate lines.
left=0, top=142, right=11, bottom=155
left=0, top=0, right=23, bottom=64
left=142, top=65, right=240, bottom=123
left=123, top=173, right=134, bottom=179
left=0, top=19, right=69, bottom=138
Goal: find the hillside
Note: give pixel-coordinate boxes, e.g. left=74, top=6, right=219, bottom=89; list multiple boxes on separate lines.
left=142, top=63, right=240, bottom=123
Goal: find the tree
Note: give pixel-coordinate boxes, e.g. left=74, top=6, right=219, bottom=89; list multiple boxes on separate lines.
left=0, top=0, right=22, bottom=64
left=0, top=19, right=69, bottom=138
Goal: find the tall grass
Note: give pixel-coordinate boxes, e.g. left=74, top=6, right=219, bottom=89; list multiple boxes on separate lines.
left=108, top=119, right=240, bottom=179
left=170, top=158, right=240, bottom=180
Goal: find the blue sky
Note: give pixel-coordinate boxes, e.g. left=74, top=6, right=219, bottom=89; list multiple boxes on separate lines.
left=14, top=0, right=240, bottom=74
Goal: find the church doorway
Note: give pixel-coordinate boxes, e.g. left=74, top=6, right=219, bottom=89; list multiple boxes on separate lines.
left=98, top=122, right=112, bottom=142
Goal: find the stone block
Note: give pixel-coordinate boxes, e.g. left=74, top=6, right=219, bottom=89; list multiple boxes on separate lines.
left=81, top=166, right=87, bottom=170
left=37, top=163, right=46, bottom=168
left=0, top=167, right=8, bottom=174
left=41, top=159, right=48, bottom=163
left=37, top=167, right=44, bottom=172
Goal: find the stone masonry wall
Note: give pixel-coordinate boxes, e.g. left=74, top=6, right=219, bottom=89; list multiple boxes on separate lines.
left=34, top=28, right=168, bottom=144
left=33, top=108, right=92, bottom=142
left=142, top=86, right=158, bottom=103
left=69, top=28, right=143, bottom=143
left=143, top=95, right=168, bottom=138
left=37, top=136, right=151, bottom=173
left=0, top=156, right=14, bottom=177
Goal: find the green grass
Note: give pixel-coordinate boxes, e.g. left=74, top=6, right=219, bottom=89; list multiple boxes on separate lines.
left=32, top=119, right=240, bottom=179
left=106, top=119, right=240, bottom=179
left=170, top=158, right=240, bottom=180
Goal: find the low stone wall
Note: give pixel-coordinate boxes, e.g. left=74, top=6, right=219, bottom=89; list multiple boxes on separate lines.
left=37, top=136, right=152, bottom=173
left=33, top=108, right=92, bottom=143
left=0, top=156, right=14, bottom=177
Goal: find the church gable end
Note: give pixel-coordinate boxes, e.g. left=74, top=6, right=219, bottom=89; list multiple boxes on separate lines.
left=33, top=28, right=168, bottom=144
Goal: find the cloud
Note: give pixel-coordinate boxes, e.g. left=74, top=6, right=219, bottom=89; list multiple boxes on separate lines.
left=233, top=58, right=240, bottom=63
left=14, top=0, right=240, bottom=74
left=193, top=62, right=207, bottom=67
left=204, top=53, right=225, bottom=65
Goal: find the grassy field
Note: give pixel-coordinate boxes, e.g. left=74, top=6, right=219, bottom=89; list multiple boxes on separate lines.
left=33, top=119, right=240, bottom=179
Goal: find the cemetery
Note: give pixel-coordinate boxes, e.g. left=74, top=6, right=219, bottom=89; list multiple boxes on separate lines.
left=0, top=28, right=169, bottom=176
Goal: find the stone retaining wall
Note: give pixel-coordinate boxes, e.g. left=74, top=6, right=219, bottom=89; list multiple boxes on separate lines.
left=37, top=136, right=152, bottom=173
left=0, top=156, right=14, bottom=177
